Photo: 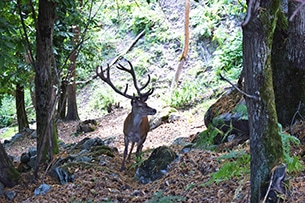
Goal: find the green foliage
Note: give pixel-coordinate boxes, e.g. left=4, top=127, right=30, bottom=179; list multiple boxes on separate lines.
left=131, top=7, right=158, bottom=34
left=169, top=79, right=204, bottom=108
left=232, top=103, right=248, bottom=119
left=194, top=118, right=234, bottom=149
left=129, top=151, right=146, bottom=170
left=0, top=1, right=34, bottom=94
left=89, top=87, right=114, bottom=114
left=0, top=127, right=18, bottom=141
left=191, top=0, right=245, bottom=80
left=203, top=150, right=250, bottom=185
left=0, top=94, right=16, bottom=127
left=147, top=191, right=185, bottom=203
left=213, top=30, right=243, bottom=79
left=194, top=125, right=220, bottom=150
left=278, top=124, right=304, bottom=173
left=0, top=89, right=35, bottom=128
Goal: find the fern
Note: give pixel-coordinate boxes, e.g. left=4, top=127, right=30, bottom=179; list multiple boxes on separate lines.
left=202, top=150, right=250, bottom=186
left=278, top=123, right=304, bottom=173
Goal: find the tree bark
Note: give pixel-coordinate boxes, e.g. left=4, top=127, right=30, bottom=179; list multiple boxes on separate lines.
left=0, top=143, right=20, bottom=187
left=16, top=83, right=29, bottom=132
left=57, top=77, right=67, bottom=120
left=34, top=0, right=59, bottom=177
left=273, top=1, right=305, bottom=126
left=65, top=26, right=80, bottom=121
left=242, top=1, right=283, bottom=202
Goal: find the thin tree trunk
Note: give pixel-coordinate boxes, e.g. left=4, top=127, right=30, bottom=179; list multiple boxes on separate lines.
left=57, top=77, right=68, bottom=119
left=65, top=26, right=80, bottom=121
left=171, top=0, right=190, bottom=90
left=16, top=83, right=29, bottom=132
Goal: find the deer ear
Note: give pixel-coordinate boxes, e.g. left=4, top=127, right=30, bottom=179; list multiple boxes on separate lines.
left=131, top=98, right=136, bottom=106
left=131, top=97, right=139, bottom=106
left=142, top=95, right=149, bottom=102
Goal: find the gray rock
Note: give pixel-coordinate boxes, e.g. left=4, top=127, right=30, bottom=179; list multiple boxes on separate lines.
left=54, top=167, right=74, bottom=185
left=20, top=152, right=30, bottom=164
left=29, top=147, right=37, bottom=157
left=11, top=133, right=22, bottom=142
left=4, top=190, right=16, bottom=200
left=28, top=155, right=37, bottom=169
left=135, top=146, right=178, bottom=184
left=34, top=183, right=51, bottom=196
left=75, top=156, right=91, bottom=163
left=30, top=130, right=37, bottom=139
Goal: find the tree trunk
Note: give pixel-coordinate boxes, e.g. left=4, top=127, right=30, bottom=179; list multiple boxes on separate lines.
left=34, top=0, right=59, bottom=177
left=65, top=26, right=80, bottom=121
left=273, top=1, right=305, bottom=126
left=57, top=77, right=68, bottom=120
left=16, top=83, right=29, bottom=132
left=0, top=143, right=20, bottom=187
left=242, top=1, right=283, bottom=202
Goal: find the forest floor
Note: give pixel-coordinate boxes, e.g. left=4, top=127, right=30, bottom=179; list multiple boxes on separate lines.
left=1, top=100, right=305, bottom=202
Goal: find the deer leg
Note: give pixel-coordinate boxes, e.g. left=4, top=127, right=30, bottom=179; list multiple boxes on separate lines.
left=136, top=138, right=145, bottom=158
left=127, top=142, right=135, bottom=161
left=120, top=138, right=129, bottom=171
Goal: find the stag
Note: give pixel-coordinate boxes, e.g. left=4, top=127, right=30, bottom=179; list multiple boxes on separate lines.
left=96, top=60, right=157, bottom=171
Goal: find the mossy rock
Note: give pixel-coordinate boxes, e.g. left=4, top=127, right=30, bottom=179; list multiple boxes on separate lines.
left=135, top=146, right=178, bottom=184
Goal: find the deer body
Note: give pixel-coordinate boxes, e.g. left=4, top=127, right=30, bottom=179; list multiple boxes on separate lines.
left=121, top=99, right=156, bottom=171
left=96, top=60, right=156, bottom=171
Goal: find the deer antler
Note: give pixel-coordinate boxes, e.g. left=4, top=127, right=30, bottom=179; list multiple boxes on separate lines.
left=96, top=60, right=154, bottom=101
left=96, top=64, right=134, bottom=99
left=116, top=61, right=154, bottom=101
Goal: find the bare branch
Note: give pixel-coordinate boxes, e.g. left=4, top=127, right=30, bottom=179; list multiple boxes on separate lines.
left=289, top=0, right=305, bottom=21
left=242, top=0, right=254, bottom=26
left=17, top=0, right=36, bottom=70
left=290, top=101, right=305, bottom=133
left=219, top=73, right=259, bottom=100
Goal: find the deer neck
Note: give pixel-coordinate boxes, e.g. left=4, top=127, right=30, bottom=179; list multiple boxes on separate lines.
left=130, top=110, right=144, bottom=129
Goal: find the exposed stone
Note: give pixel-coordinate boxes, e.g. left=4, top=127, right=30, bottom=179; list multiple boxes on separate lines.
left=34, top=183, right=51, bottom=196
left=4, top=190, right=16, bottom=201
left=54, top=167, right=75, bottom=185
left=76, top=119, right=98, bottom=133
left=135, top=146, right=178, bottom=184
left=28, top=147, right=37, bottom=157
left=20, top=152, right=30, bottom=164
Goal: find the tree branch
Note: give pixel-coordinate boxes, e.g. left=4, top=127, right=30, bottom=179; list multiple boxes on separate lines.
left=290, top=101, right=305, bottom=133
left=289, top=0, right=305, bottom=21
left=17, top=0, right=36, bottom=70
left=219, top=73, right=259, bottom=100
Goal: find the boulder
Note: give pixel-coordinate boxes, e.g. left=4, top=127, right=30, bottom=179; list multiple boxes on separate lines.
left=135, top=146, right=178, bottom=184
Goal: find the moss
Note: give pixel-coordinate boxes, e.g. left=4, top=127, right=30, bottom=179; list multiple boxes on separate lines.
left=258, top=0, right=283, bottom=165
left=62, top=162, right=95, bottom=172
left=90, top=145, right=115, bottom=158
left=259, top=0, right=281, bottom=47
left=6, top=167, right=21, bottom=187
left=52, top=121, right=59, bottom=154
left=260, top=56, right=283, bottom=164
